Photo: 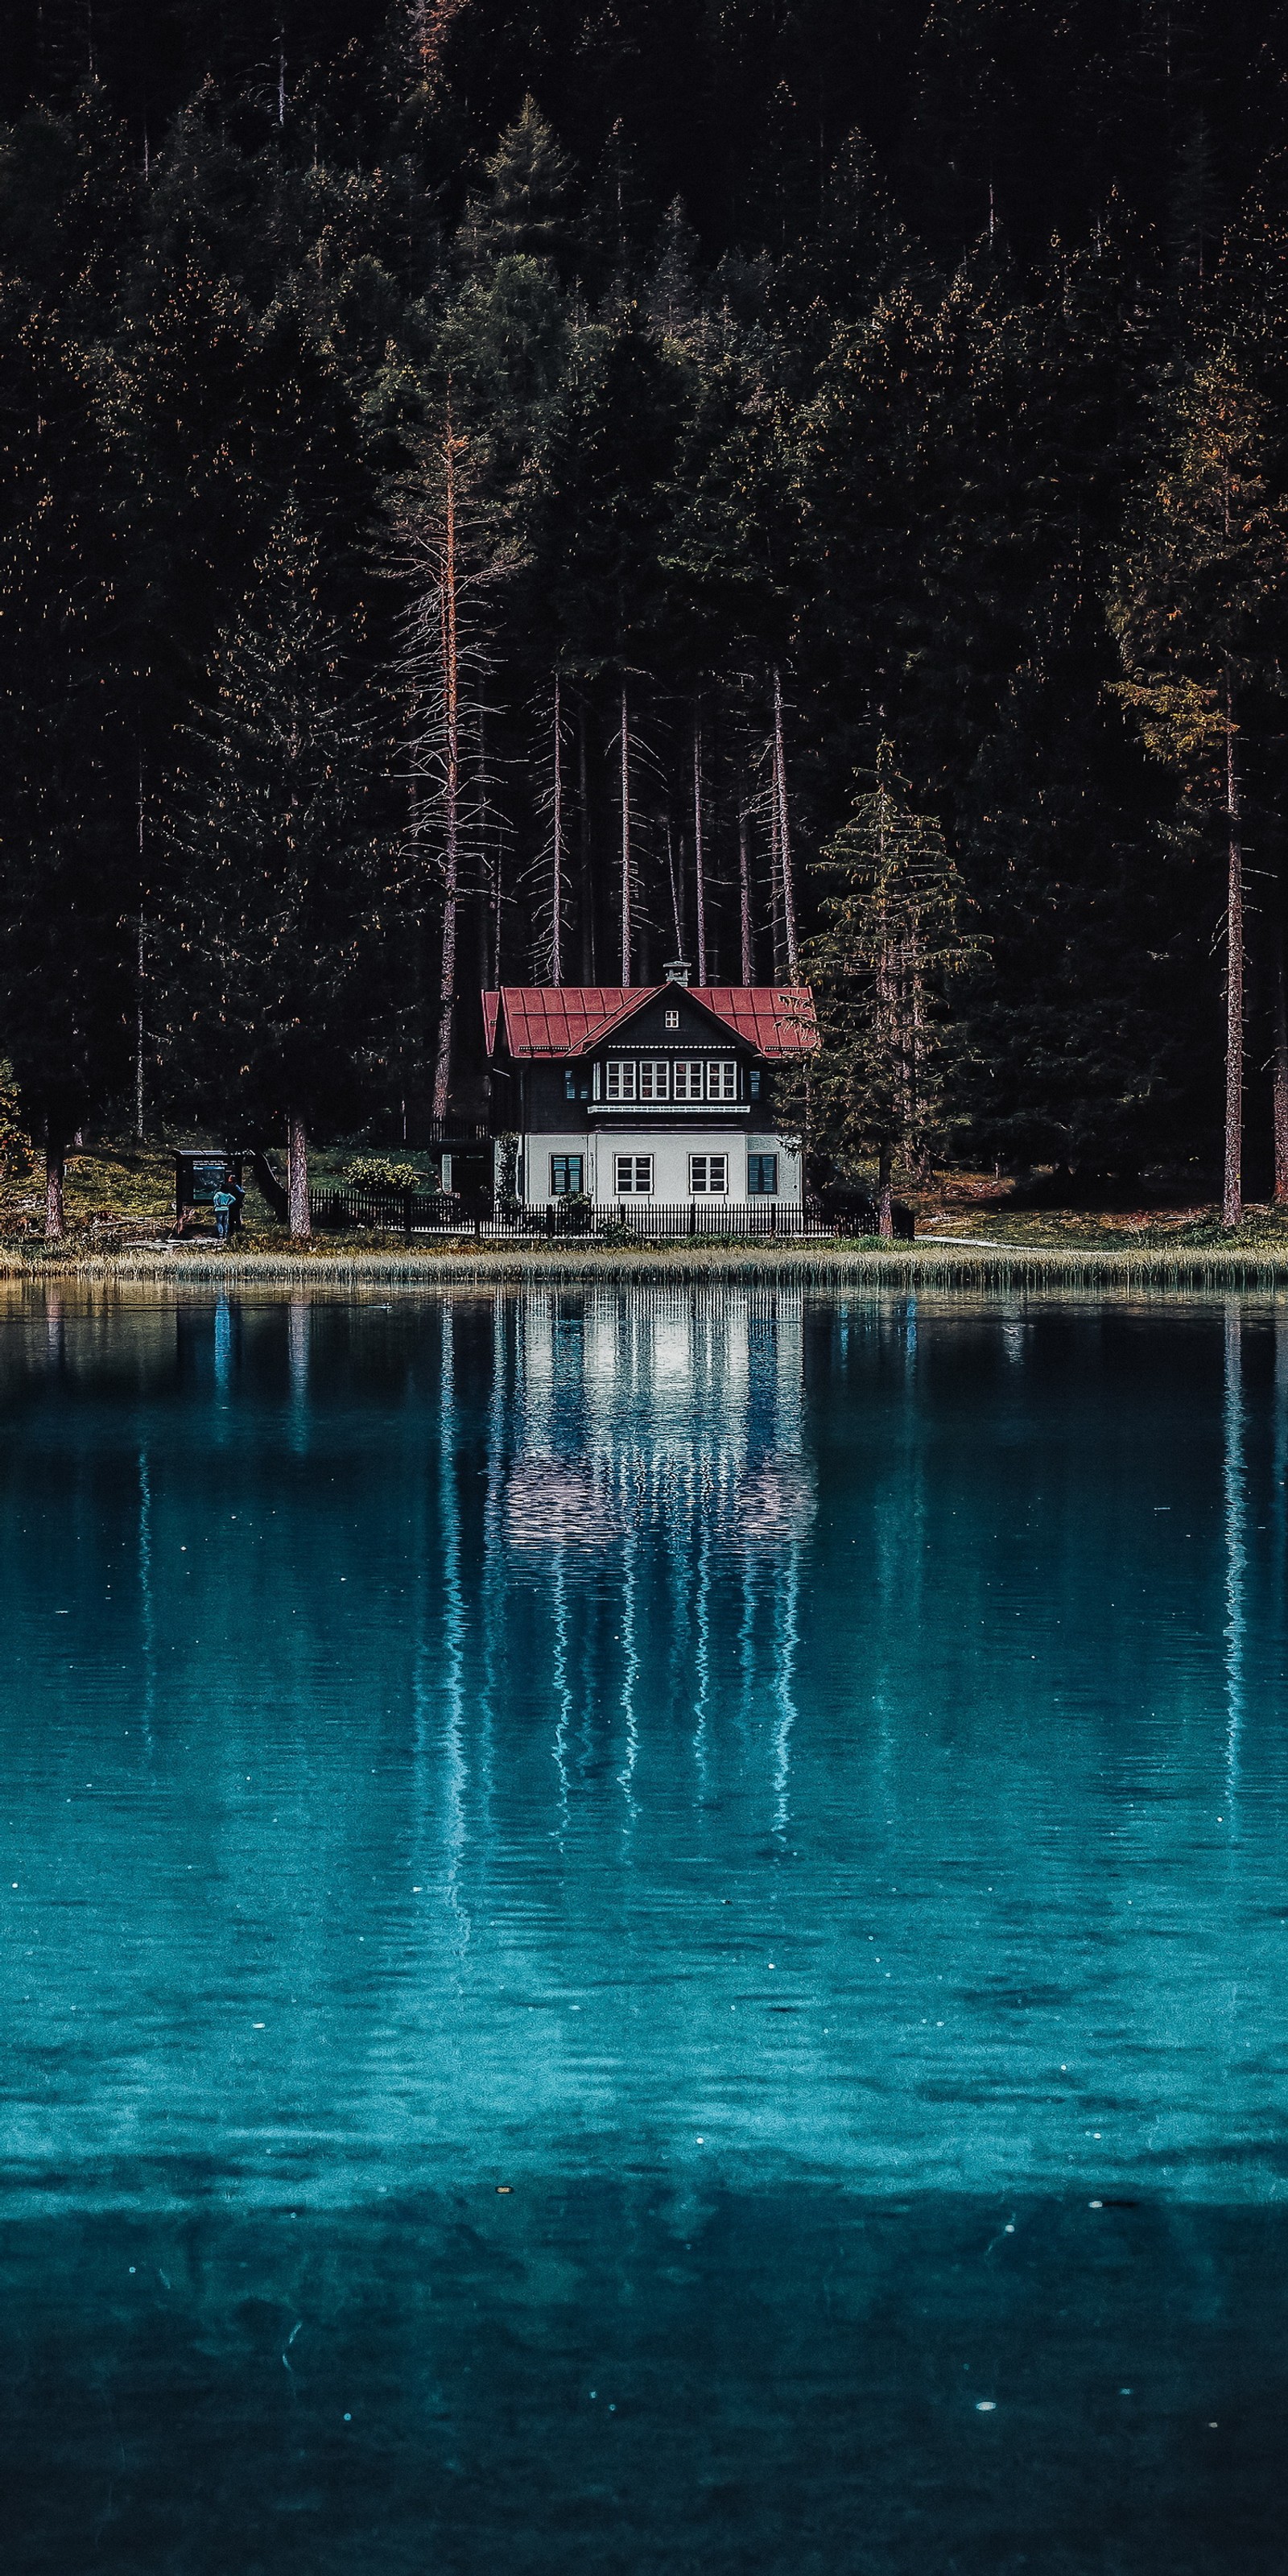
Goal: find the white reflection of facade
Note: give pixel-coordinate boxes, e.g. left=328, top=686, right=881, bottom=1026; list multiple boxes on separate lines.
left=504, top=1286, right=812, bottom=1556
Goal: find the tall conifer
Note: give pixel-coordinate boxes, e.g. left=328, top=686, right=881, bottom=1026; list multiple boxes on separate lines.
left=166, top=497, right=382, bottom=1229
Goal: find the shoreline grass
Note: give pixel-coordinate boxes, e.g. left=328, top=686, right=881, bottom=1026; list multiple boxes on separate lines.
left=4, top=1238, right=1288, bottom=1291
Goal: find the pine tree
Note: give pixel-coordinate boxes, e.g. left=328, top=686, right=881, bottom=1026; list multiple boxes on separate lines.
left=0, top=279, right=138, bottom=1235
left=464, top=98, right=573, bottom=267
left=798, top=745, right=978, bottom=1235
left=1110, top=344, right=1288, bottom=1223
left=165, top=497, right=383, bottom=1232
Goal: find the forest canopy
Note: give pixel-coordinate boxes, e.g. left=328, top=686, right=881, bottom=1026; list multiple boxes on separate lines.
left=3, top=0, right=1288, bottom=1221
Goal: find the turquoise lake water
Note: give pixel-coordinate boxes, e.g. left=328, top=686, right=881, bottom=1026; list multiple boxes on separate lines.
left=2, top=1283, right=1286, bottom=2571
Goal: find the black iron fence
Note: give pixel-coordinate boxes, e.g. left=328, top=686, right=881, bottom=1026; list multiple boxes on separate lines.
left=310, top=1188, right=877, bottom=1244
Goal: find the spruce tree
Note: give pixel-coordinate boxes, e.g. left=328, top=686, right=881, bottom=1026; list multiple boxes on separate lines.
left=0, top=279, right=138, bottom=1235
left=797, top=745, right=977, bottom=1235
left=1110, top=344, right=1288, bottom=1222
left=164, top=497, right=384, bottom=1232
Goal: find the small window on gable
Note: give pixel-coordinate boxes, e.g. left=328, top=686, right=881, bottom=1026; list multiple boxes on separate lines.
left=665, top=1007, right=679, bottom=1029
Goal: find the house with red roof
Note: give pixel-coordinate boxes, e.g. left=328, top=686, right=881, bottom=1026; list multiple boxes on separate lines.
left=483, top=964, right=817, bottom=1209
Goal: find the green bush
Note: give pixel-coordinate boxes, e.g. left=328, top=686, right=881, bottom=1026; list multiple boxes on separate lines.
left=345, top=1156, right=423, bottom=1193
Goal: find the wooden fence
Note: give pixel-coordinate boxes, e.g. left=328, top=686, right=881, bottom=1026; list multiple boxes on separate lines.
left=311, top=1190, right=873, bottom=1244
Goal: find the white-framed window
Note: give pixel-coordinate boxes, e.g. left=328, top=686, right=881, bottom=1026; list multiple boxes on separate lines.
left=605, top=1059, right=636, bottom=1101
left=615, top=1154, right=653, bottom=1195
left=665, top=1007, right=679, bottom=1028
left=689, top=1154, right=729, bottom=1195
left=671, top=1059, right=704, bottom=1101
left=747, top=1154, right=778, bottom=1195
left=637, top=1059, right=670, bottom=1101
left=707, top=1059, right=738, bottom=1101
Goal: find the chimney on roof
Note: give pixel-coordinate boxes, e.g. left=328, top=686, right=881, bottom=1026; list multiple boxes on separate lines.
left=663, top=958, right=691, bottom=986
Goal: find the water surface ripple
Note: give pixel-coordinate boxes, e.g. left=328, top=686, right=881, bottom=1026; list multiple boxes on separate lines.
left=2, top=1284, right=1286, bottom=2573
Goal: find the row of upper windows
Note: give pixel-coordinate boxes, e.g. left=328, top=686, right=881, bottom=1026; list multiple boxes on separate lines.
left=564, top=1058, right=759, bottom=1103
left=551, top=1154, right=778, bottom=1197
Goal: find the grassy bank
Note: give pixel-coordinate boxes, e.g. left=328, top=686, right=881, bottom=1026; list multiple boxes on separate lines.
left=4, top=1238, right=1288, bottom=1290
left=5, top=1137, right=1288, bottom=1290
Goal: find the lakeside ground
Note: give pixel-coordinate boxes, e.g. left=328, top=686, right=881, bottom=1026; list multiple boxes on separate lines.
left=5, top=1137, right=1288, bottom=1282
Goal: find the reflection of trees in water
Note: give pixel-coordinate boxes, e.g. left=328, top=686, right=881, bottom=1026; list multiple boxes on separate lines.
left=1224, top=1300, right=1246, bottom=1820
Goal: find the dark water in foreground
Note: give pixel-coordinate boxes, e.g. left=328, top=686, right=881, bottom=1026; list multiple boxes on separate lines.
left=2, top=1283, right=1287, bottom=2572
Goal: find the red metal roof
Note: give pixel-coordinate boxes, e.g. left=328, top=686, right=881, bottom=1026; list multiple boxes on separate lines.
left=696, top=987, right=817, bottom=1053
left=484, top=985, right=816, bottom=1059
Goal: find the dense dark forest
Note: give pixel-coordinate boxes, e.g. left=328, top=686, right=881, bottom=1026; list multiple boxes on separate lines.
left=3, top=0, right=1288, bottom=1221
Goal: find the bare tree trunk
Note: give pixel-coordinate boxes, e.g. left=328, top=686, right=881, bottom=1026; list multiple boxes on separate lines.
left=738, top=808, right=753, bottom=984
left=489, top=716, right=503, bottom=986
left=877, top=1139, right=894, bottom=1242
left=666, top=820, right=683, bottom=957
left=478, top=696, right=497, bottom=993
left=772, top=666, right=800, bottom=980
left=1223, top=670, right=1243, bottom=1229
left=692, top=710, right=707, bottom=984
left=1274, top=913, right=1288, bottom=1206
left=431, top=419, right=463, bottom=1124
left=551, top=669, right=564, bottom=985
left=578, top=701, right=595, bottom=980
left=619, top=682, right=632, bottom=984
left=134, top=945, right=145, bottom=1140
left=45, top=1133, right=66, bottom=1241
left=909, top=952, right=929, bottom=1179
left=768, top=773, right=783, bottom=981
left=135, top=762, right=146, bottom=1140
left=897, top=939, right=915, bottom=1164
left=287, top=1109, right=311, bottom=1239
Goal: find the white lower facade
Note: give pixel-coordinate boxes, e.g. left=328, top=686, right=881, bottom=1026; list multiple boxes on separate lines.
left=503, top=1130, right=802, bottom=1208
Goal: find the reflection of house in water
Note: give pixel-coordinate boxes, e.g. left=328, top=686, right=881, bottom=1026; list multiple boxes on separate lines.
left=502, top=1286, right=814, bottom=1555
left=490, top=1286, right=812, bottom=1835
